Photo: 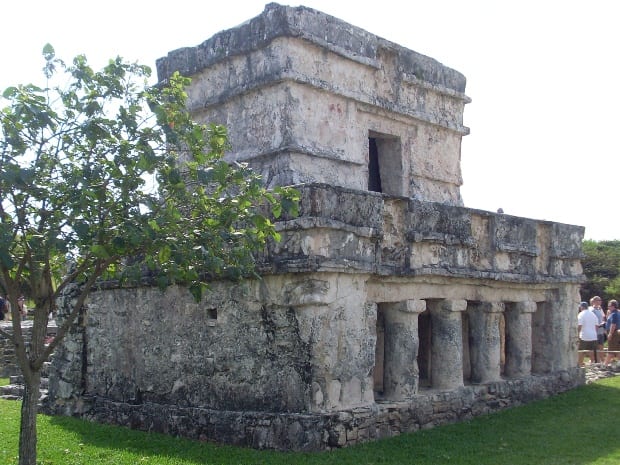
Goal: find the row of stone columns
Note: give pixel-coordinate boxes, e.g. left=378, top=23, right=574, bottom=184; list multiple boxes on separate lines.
left=379, top=298, right=540, bottom=400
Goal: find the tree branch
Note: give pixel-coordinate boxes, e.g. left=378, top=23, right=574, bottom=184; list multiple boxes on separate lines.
left=36, top=260, right=111, bottom=369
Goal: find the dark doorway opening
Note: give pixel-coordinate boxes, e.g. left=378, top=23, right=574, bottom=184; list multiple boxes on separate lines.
left=368, top=133, right=402, bottom=195
left=368, top=137, right=382, bottom=193
left=373, top=305, right=386, bottom=398
left=417, top=310, right=431, bottom=387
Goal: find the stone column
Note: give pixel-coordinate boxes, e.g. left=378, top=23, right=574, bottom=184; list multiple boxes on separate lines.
left=504, top=301, right=537, bottom=378
left=531, top=300, right=552, bottom=374
left=549, top=287, right=579, bottom=371
left=468, top=302, right=504, bottom=384
left=382, top=299, right=426, bottom=400
left=430, top=299, right=467, bottom=390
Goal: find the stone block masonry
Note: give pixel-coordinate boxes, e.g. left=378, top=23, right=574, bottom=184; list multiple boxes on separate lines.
left=157, top=3, right=470, bottom=205
left=44, top=3, right=586, bottom=451
left=45, top=185, right=585, bottom=449
left=48, top=370, right=581, bottom=450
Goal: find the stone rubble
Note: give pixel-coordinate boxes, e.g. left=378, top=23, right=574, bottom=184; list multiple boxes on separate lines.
left=584, top=362, right=620, bottom=384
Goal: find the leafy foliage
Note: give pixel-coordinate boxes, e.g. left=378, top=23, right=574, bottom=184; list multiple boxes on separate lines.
left=581, top=240, right=620, bottom=303
left=0, top=45, right=297, bottom=465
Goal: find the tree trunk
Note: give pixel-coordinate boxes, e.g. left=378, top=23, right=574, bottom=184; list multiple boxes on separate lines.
left=18, top=371, right=41, bottom=465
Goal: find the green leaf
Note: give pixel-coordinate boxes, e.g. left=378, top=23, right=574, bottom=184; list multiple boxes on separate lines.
left=159, top=245, right=171, bottom=263
left=91, top=244, right=110, bottom=258
left=42, top=43, right=55, bottom=59
left=272, top=203, right=282, bottom=219
left=73, top=222, right=90, bottom=240
left=2, top=86, right=18, bottom=98
left=0, top=248, right=15, bottom=268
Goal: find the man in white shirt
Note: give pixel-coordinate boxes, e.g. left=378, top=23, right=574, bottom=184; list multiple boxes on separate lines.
left=578, top=301, right=599, bottom=367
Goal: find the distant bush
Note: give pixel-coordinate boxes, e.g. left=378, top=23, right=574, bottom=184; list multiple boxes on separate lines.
left=581, top=239, right=620, bottom=304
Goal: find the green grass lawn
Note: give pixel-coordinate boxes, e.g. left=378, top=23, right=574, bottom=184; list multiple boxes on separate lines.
left=1, top=376, right=619, bottom=465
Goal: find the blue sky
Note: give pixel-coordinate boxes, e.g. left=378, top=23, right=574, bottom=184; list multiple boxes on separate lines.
left=2, top=0, right=618, bottom=240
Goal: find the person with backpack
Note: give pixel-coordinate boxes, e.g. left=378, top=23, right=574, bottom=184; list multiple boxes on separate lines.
left=604, top=299, right=620, bottom=366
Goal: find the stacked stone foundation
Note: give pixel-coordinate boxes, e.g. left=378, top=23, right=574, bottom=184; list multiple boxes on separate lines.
left=45, top=369, right=582, bottom=450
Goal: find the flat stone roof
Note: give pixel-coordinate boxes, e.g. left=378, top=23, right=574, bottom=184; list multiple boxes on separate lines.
left=156, top=2, right=466, bottom=93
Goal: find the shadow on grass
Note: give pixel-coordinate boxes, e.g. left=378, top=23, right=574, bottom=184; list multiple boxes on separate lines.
left=45, top=378, right=620, bottom=465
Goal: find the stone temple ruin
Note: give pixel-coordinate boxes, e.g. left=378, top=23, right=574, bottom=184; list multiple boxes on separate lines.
left=45, top=3, right=585, bottom=450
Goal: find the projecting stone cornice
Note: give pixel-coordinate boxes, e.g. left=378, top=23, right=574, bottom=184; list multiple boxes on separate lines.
left=156, top=3, right=467, bottom=95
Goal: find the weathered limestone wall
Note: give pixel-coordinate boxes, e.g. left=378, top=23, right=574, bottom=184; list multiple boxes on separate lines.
left=48, top=273, right=375, bottom=414
left=157, top=3, right=469, bottom=205
left=49, top=282, right=308, bottom=413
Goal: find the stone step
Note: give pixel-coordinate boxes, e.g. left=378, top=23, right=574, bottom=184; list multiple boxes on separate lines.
left=8, top=375, right=49, bottom=389
left=1, top=322, right=57, bottom=403
left=0, top=383, right=25, bottom=397
left=0, top=366, right=22, bottom=378
left=0, top=383, right=48, bottom=399
left=0, top=341, right=32, bottom=347
left=2, top=359, right=51, bottom=373
left=3, top=345, right=37, bottom=354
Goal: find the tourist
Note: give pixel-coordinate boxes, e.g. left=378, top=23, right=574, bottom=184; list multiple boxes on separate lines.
left=17, top=296, right=27, bottom=320
left=0, top=294, right=11, bottom=321
left=589, top=296, right=606, bottom=359
left=0, top=294, right=6, bottom=321
left=578, top=301, right=599, bottom=367
left=604, top=299, right=620, bottom=366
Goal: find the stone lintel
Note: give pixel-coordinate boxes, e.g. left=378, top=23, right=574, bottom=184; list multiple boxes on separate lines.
left=440, top=299, right=467, bottom=313
left=514, top=301, right=538, bottom=313
left=476, top=302, right=505, bottom=313
left=392, top=299, right=427, bottom=314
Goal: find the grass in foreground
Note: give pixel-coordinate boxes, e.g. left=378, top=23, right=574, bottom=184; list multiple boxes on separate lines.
left=1, top=376, right=619, bottom=465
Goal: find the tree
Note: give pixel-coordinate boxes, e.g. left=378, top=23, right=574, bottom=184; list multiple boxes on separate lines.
left=580, top=240, right=620, bottom=304
left=0, top=45, right=297, bottom=465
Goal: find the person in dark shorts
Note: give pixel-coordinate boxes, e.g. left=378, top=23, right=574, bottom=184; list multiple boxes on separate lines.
left=605, top=299, right=620, bottom=366
left=578, top=301, right=599, bottom=367
left=589, top=296, right=606, bottom=354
